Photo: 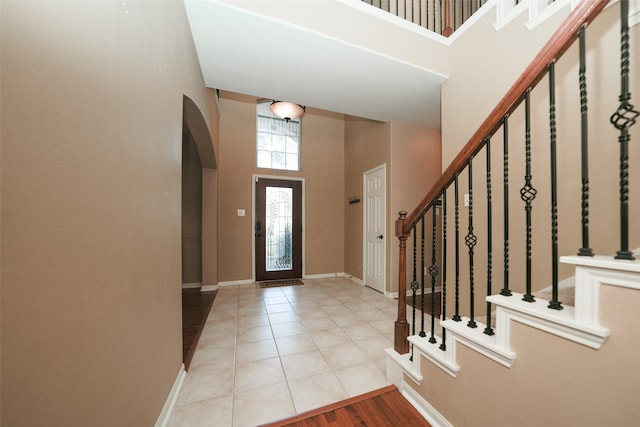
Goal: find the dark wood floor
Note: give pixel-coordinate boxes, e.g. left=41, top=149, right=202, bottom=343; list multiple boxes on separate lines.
left=182, top=287, right=217, bottom=370
left=403, top=291, right=441, bottom=317
left=259, top=385, right=432, bottom=427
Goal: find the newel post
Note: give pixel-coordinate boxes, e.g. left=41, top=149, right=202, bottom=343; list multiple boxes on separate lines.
left=394, top=211, right=410, bottom=354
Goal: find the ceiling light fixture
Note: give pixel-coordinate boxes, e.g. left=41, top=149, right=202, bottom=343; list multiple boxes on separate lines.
left=269, top=101, right=305, bottom=122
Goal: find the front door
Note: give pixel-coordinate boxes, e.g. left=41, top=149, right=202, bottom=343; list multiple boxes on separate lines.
left=255, top=178, right=303, bottom=281
left=364, top=165, right=386, bottom=293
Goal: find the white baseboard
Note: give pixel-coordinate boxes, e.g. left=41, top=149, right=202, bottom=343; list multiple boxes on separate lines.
left=346, top=275, right=364, bottom=285
left=217, top=279, right=253, bottom=287
left=401, top=381, right=454, bottom=427
left=181, top=282, right=201, bottom=289
left=303, top=272, right=345, bottom=279
left=155, top=364, right=186, bottom=427
left=200, top=284, right=219, bottom=292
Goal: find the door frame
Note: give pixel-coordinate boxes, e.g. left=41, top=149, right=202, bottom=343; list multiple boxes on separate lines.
left=252, top=174, right=305, bottom=283
left=362, top=164, right=387, bottom=293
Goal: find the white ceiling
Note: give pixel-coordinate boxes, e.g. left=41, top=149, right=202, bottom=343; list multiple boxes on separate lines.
left=183, top=0, right=449, bottom=128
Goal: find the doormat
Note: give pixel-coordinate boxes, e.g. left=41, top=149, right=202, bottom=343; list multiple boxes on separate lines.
left=259, top=279, right=304, bottom=288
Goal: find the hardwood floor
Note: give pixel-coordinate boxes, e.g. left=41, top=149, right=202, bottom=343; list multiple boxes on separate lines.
left=259, top=385, right=432, bottom=427
left=182, top=288, right=217, bottom=370
left=402, top=291, right=442, bottom=317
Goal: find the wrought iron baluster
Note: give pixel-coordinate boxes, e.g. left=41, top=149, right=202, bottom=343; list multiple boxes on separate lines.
left=611, top=0, right=638, bottom=261
left=429, top=207, right=439, bottom=344
left=420, top=215, right=427, bottom=337
left=453, top=0, right=457, bottom=31
left=439, top=0, right=443, bottom=34
left=501, top=116, right=512, bottom=297
left=410, top=225, right=418, bottom=361
left=521, top=90, right=537, bottom=303
left=548, top=62, right=563, bottom=310
left=433, top=0, right=436, bottom=33
left=440, top=190, right=448, bottom=351
left=453, top=175, right=462, bottom=321
left=578, top=25, right=594, bottom=257
left=466, top=159, right=478, bottom=328
left=484, top=139, right=495, bottom=335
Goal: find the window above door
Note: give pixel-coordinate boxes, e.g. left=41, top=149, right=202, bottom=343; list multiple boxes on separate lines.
left=256, top=101, right=301, bottom=171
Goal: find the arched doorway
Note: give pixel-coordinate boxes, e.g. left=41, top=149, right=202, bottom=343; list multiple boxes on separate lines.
left=181, top=95, right=217, bottom=369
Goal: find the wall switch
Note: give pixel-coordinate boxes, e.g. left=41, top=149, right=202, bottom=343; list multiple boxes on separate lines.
left=464, top=193, right=470, bottom=207
left=237, top=209, right=245, bottom=217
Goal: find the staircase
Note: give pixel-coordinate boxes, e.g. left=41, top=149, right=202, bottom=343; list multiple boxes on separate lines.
left=386, top=1, right=640, bottom=425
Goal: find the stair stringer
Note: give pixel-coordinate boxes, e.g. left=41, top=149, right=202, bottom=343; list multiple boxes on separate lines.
left=387, top=255, right=639, bottom=387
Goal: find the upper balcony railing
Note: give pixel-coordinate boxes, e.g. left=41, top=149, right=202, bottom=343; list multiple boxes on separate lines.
left=361, top=0, right=487, bottom=36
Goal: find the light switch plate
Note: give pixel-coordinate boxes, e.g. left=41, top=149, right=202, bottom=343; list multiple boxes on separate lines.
left=237, top=209, right=245, bottom=217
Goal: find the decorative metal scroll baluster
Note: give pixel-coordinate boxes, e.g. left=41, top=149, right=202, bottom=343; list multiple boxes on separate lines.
left=419, top=216, right=427, bottom=337
left=453, top=175, right=462, bottom=321
left=440, top=191, right=448, bottom=351
left=548, top=62, right=563, bottom=310
left=577, top=26, right=594, bottom=257
left=521, top=90, right=537, bottom=303
left=484, top=139, right=495, bottom=335
left=410, top=225, right=418, bottom=361
left=501, top=116, right=512, bottom=297
left=429, top=207, right=439, bottom=344
left=611, top=0, right=638, bottom=261
left=466, top=159, right=478, bottom=328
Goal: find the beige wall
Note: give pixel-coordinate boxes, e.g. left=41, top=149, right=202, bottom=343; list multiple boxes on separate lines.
left=442, top=3, right=572, bottom=166
left=390, top=122, right=442, bottom=294
left=409, top=282, right=640, bottom=426
left=217, top=94, right=345, bottom=282
left=344, top=117, right=391, bottom=281
left=343, top=118, right=441, bottom=294
left=1, top=1, right=215, bottom=425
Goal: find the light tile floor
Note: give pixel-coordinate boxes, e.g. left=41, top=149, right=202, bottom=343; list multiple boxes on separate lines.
left=168, top=277, right=398, bottom=427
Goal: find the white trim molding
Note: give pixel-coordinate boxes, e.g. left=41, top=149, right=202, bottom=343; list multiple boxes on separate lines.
left=401, top=382, right=454, bottom=427
left=488, top=292, right=610, bottom=350
left=385, top=347, right=423, bottom=386
left=217, top=279, right=253, bottom=287
left=181, top=282, right=202, bottom=289
left=303, top=272, right=345, bottom=279
left=409, top=333, right=462, bottom=378
left=200, top=284, right=219, bottom=292
left=154, top=364, right=186, bottom=427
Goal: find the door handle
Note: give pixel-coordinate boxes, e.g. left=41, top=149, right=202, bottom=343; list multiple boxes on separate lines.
left=377, top=235, right=383, bottom=239
left=256, top=221, right=262, bottom=238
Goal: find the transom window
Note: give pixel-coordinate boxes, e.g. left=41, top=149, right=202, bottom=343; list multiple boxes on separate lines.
left=256, top=102, right=301, bottom=171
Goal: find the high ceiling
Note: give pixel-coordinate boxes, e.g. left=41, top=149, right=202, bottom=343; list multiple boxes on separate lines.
left=183, top=0, right=449, bottom=128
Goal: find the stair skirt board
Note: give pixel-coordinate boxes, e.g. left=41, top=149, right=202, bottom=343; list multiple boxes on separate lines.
left=384, top=351, right=454, bottom=427
left=401, top=382, right=455, bottom=427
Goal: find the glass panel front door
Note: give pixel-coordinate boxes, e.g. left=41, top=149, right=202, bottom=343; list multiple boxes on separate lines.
left=255, top=178, right=302, bottom=281
left=265, top=186, right=293, bottom=271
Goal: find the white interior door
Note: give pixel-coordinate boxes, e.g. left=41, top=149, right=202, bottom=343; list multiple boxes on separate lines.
left=363, top=164, right=386, bottom=293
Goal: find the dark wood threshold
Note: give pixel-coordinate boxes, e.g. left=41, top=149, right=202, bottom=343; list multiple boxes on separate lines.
left=182, top=288, right=217, bottom=371
left=259, top=385, right=432, bottom=427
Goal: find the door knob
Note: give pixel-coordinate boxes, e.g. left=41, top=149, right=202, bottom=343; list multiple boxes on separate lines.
left=377, top=235, right=383, bottom=239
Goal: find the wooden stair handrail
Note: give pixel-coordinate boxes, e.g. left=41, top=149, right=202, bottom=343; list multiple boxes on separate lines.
left=402, top=0, right=609, bottom=234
